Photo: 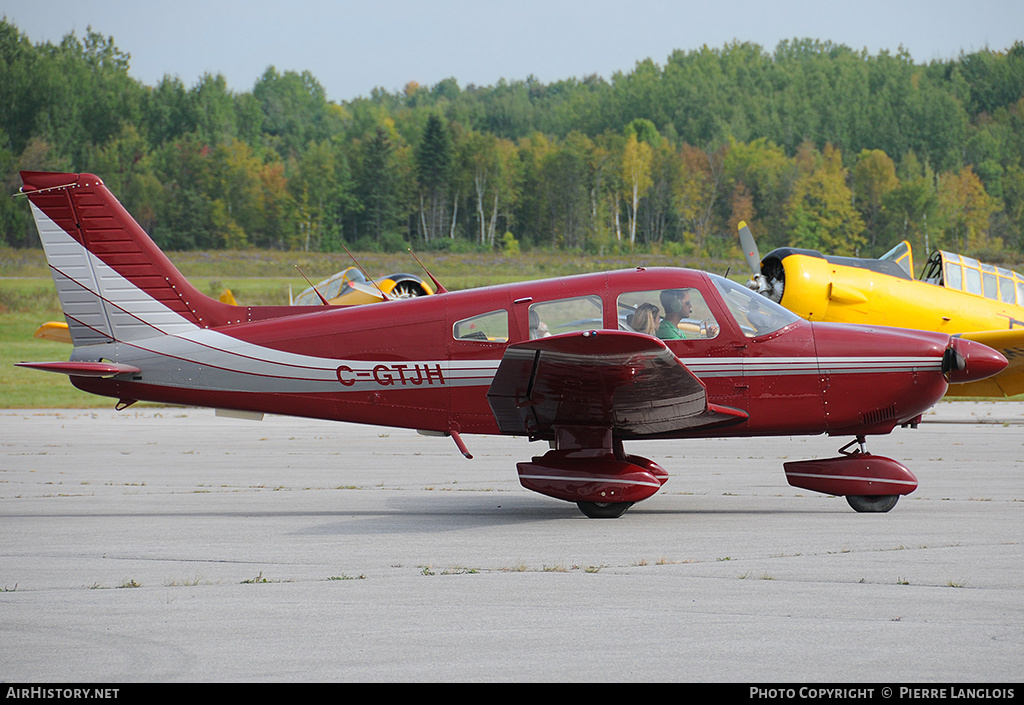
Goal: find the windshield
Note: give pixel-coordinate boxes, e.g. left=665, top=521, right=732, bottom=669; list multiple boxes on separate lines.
left=711, top=274, right=801, bottom=337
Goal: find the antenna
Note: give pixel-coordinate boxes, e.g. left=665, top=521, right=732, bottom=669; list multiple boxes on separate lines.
left=293, top=265, right=330, bottom=306
left=341, top=244, right=391, bottom=301
left=407, top=248, right=448, bottom=294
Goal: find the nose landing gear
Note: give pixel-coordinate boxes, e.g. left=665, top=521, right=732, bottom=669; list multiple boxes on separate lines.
left=784, top=436, right=917, bottom=513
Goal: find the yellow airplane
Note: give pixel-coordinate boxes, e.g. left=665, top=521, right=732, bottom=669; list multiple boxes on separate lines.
left=739, top=222, right=1024, bottom=397
left=291, top=267, right=434, bottom=306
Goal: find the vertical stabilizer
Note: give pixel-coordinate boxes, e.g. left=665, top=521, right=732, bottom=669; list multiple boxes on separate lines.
left=20, top=172, right=233, bottom=345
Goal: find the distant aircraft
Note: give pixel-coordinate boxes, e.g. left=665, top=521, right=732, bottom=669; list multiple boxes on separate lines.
left=15, top=172, right=1007, bottom=517
left=740, top=222, right=1024, bottom=397
left=291, top=266, right=434, bottom=306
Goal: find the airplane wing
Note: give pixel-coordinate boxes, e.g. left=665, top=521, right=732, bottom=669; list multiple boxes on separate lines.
left=949, top=329, right=1024, bottom=397
left=33, top=321, right=73, bottom=344
left=486, top=330, right=747, bottom=438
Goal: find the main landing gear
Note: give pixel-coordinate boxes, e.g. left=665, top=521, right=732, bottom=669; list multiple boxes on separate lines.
left=516, top=428, right=668, bottom=519
left=783, top=436, right=918, bottom=513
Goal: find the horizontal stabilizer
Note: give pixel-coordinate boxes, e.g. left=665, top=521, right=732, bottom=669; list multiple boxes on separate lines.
left=16, top=361, right=141, bottom=378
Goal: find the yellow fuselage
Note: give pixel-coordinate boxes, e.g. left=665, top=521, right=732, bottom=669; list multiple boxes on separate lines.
left=775, top=253, right=1024, bottom=396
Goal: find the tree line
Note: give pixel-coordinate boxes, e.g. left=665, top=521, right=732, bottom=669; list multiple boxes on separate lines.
left=2, top=18, right=1023, bottom=265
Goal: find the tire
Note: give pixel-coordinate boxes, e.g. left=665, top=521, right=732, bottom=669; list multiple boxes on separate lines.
left=846, top=494, right=900, bottom=513
left=576, top=501, right=633, bottom=519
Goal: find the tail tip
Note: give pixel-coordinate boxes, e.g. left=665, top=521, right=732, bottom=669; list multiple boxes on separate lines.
left=20, top=171, right=103, bottom=193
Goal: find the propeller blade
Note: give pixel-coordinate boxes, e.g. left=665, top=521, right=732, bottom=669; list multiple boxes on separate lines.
left=738, top=221, right=761, bottom=275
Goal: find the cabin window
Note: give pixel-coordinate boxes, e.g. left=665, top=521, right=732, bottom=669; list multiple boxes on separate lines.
left=617, top=289, right=720, bottom=340
left=528, top=296, right=602, bottom=339
left=453, top=310, right=508, bottom=342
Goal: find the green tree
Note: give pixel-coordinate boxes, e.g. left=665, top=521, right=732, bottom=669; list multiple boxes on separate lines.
left=415, top=114, right=453, bottom=242
left=881, top=151, right=937, bottom=258
left=935, top=166, right=1000, bottom=253
left=620, top=132, right=653, bottom=244
left=356, top=124, right=401, bottom=241
left=785, top=144, right=865, bottom=254
left=289, top=139, right=358, bottom=251
left=852, top=149, right=899, bottom=252
left=675, top=143, right=723, bottom=255
left=254, top=67, right=343, bottom=159
left=87, top=123, right=162, bottom=232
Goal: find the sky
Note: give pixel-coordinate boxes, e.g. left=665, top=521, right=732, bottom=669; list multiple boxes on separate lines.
left=2, top=0, right=1022, bottom=104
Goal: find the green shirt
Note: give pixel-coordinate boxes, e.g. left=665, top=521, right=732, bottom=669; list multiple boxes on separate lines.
left=657, top=318, right=689, bottom=340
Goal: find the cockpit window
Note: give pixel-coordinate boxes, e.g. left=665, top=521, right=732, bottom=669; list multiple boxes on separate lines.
left=711, top=275, right=800, bottom=337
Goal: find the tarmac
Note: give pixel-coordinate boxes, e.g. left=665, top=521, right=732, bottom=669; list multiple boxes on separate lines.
left=1, top=401, right=1021, bottom=683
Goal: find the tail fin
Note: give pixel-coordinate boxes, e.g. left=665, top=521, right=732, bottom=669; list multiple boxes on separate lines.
left=19, top=171, right=234, bottom=346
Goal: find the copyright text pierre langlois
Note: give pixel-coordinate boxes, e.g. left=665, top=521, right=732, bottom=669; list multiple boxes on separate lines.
left=749, top=687, right=1016, bottom=700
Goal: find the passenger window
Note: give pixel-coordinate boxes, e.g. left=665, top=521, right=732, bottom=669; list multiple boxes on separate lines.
left=528, top=296, right=602, bottom=339
left=453, top=310, right=508, bottom=342
left=617, top=289, right=720, bottom=340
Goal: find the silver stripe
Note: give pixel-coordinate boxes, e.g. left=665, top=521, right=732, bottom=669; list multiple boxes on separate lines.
left=519, top=473, right=664, bottom=489
left=785, top=471, right=917, bottom=487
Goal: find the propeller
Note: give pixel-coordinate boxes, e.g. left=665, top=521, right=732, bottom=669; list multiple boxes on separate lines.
left=738, top=221, right=769, bottom=295
left=739, top=221, right=760, bottom=275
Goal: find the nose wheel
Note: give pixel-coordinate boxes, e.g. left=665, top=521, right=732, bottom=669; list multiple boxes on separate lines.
left=576, top=501, right=634, bottom=519
left=846, top=494, right=900, bottom=513
left=839, top=437, right=900, bottom=513
left=784, top=436, right=917, bottom=512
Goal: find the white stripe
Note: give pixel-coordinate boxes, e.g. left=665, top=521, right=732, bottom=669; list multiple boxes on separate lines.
left=519, top=473, right=664, bottom=489
left=785, top=471, right=917, bottom=487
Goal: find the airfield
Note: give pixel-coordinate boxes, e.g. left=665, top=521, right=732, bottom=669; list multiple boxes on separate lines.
left=1, top=402, right=1021, bottom=683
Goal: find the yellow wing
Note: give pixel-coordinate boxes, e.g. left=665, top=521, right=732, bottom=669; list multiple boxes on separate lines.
left=33, top=321, right=72, bottom=344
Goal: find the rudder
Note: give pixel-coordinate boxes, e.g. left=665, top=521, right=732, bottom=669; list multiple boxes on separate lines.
left=20, top=171, right=233, bottom=345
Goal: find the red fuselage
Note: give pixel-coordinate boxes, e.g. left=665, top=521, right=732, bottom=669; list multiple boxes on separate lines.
left=71, top=267, right=964, bottom=442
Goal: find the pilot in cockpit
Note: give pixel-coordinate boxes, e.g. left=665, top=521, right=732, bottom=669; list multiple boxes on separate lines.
left=657, top=289, right=692, bottom=339
left=657, top=288, right=719, bottom=340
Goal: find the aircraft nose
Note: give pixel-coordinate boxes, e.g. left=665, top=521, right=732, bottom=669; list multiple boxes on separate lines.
left=943, top=337, right=1008, bottom=384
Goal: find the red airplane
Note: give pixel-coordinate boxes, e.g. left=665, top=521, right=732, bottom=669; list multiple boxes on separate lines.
left=15, top=171, right=1008, bottom=518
